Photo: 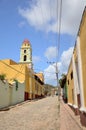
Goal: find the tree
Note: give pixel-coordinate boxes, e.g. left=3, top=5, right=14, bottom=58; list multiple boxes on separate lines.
left=59, top=74, right=67, bottom=103
left=59, top=74, right=66, bottom=88
left=0, top=74, right=6, bottom=81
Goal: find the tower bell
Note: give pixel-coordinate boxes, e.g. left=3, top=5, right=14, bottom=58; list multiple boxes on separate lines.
left=19, top=39, right=33, bottom=69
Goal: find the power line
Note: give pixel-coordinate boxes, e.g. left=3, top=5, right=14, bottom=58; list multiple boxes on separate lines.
left=49, top=0, right=52, bottom=22
left=0, top=60, right=25, bottom=75
left=0, top=60, right=55, bottom=81
left=14, top=64, right=24, bottom=78
left=0, top=60, right=35, bottom=79
left=53, top=0, right=63, bottom=81
left=57, top=0, right=62, bottom=59
left=40, top=0, right=45, bottom=26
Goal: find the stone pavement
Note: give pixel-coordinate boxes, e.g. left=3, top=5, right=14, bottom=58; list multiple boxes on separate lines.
left=0, top=96, right=60, bottom=130
left=60, top=99, right=86, bottom=130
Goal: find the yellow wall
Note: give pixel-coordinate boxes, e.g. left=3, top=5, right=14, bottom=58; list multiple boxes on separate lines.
left=0, top=59, right=25, bottom=83
left=34, top=79, right=41, bottom=96
left=67, top=60, right=74, bottom=104
left=35, top=72, right=44, bottom=82
left=0, top=59, right=45, bottom=100
left=32, top=78, right=35, bottom=98
left=0, top=59, right=30, bottom=98
left=79, top=9, right=86, bottom=107
left=1, top=59, right=17, bottom=65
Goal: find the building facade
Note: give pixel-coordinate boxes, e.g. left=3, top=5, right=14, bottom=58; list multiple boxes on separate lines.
left=0, top=39, right=45, bottom=104
left=19, top=39, right=33, bottom=69
left=67, top=60, right=74, bottom=106
left=67, top=7, right=86, bottom=126
left=0, top=79, right=25, bottom=109
left=78, top=7, right=86, bottom=126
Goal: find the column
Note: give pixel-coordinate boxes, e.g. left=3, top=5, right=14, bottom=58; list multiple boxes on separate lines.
left=77, top=36, right=85, bottom=110
left=29, top=77, right=32, bottom=99
left=72, top=54, right=78, bottom=108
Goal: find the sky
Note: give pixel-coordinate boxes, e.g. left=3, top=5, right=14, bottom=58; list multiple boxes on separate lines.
left=0, top=0, right=86, bottom=86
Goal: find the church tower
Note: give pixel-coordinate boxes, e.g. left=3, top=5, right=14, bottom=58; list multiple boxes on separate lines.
left=19, top=39, right=33, bottom=69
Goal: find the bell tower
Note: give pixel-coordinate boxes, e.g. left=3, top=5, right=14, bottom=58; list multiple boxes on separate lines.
left=19, top=39, right=33, bottom=69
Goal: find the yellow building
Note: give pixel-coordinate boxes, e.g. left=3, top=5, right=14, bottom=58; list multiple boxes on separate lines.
left=67, top=60, right=74, bottom=106
left=0, top=39, right=44, bottom=100
left=67, top=6, right=86, bottom=126
left=35, top=72, right=44, bottom=82
left=67, top=44, right=81, bottom=115
left=77, top=6, right=86, bottom=126
left=35, top=72, right=44, bottom=97
left=78, top=7, right=86, bottom=109
left=0, top=59, right=33, bottom=100
left=34, top=74, right=44, bottom=98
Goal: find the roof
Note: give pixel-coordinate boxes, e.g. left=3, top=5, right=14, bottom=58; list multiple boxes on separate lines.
left=1, top=59, right=17, bottom=65
left=22, top=39, right=31, bottom=46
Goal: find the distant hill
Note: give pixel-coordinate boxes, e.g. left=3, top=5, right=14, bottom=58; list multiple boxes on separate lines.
left=44, top=84, right=58, bottom=96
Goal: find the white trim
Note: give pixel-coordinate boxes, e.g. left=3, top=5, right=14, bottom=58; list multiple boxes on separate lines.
left=68, top=103, right=72, bottom=106
left=68, top=103, right=78, bottom=108
left=80, top=107, right=86, bottom=113
left=76, top=36, right=85, bottom=108
left=72, top=104, right=78, bottom=109
left=72, top=55, right=78, bottom=106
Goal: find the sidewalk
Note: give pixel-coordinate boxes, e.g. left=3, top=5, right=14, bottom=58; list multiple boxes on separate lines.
left=60, top=99, right=86, bottom=130
left=0, top=100, right=32, bottom=111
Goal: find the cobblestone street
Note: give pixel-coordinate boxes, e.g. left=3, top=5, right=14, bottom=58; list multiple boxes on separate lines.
left=0, top=96, right=60, bottom=130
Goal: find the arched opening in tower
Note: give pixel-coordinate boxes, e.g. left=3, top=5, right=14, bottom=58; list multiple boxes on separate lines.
left=24, top=55, right=27, bottom=61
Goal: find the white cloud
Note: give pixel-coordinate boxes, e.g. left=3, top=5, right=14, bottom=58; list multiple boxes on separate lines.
left=59, top=47, right=74, bottom=74
left=18, top=0, right=86, bottom=35
left=18, top=0, right=55, bottom=31
left=44, top=46, right=57, bottom=60
left=32, top=56, right=40, bottom=63
left=60, top=0, right=86, bottom=35
left=44, top=46, right=73, bottom=85
left=44, top=63, right=58, bottom=86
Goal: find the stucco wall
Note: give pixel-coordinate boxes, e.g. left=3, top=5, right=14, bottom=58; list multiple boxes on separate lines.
left=10, top=82, right=25, bottom=105
left=42, top=85, right=45, bottom=96
left=34, top=80, right=43, bottom=97
left=0, top=80, right=10, bottom=108
left=79, top=10, right=86, bottom=107
left=0, top=59, right=45, bottom=101
left=67, top=60, right=74, bottom=105
left=0, top=60, right=25, bottom=83
left=0, top=80, right=25, bottom=109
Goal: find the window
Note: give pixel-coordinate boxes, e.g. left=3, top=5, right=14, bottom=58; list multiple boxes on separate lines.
left=71, top=71, right=73, bottom=80
left=24, top=50, right=26, bottom=53
left=24, top=55, right=27, bottom=61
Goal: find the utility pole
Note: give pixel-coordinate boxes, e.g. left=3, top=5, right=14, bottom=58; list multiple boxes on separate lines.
left=55, top=62, right=60, bottom=101
left=47, top=61, right=60, bottom=100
